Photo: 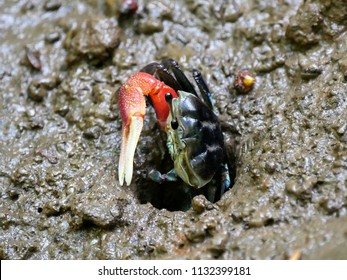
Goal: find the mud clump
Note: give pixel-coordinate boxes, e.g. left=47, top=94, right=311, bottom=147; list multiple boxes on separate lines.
left=0, top=0, right=347, bottom=260
left=286, top=2, right=323, bottom=46
left=65, top=17, right=122, bottom=63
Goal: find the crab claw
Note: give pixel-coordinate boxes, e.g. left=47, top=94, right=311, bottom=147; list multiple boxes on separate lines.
left=118, top=72, right=177, bottom=186
left=118, top=88, right=145, bottom=186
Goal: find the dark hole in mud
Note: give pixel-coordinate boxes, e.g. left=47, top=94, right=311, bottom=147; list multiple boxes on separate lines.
left=264, top=218, right=275, bottom=227
left=133, top=153, right=236, bottom=212
left=133, top=178, right=196, bottom=212
left=37, top=207, right=43, bottom=213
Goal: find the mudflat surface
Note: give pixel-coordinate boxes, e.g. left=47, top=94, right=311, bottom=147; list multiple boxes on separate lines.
left=0, top=0, right=347, bottom=259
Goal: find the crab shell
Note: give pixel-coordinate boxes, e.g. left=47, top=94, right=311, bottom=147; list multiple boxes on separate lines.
left=166, top=90, right=225, bottom=188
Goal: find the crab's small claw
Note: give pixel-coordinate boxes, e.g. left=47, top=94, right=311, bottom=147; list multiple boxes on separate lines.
left=118, top=72, right=177, bottom=186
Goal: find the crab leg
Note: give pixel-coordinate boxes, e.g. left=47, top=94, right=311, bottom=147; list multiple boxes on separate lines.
left=118, top=72, right=177, bottom=186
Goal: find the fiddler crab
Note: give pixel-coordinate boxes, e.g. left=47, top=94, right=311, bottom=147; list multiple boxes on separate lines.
left=118, top=59, right=231, bottom=201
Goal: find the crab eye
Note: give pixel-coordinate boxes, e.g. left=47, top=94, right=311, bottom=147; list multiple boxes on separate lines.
left=171, top=118, right=179, bottom=130
left=165, top=92, right=173, bottom=103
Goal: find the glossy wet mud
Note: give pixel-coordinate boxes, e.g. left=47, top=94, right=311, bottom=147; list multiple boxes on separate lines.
left=0, top=0, right=347, bottom=259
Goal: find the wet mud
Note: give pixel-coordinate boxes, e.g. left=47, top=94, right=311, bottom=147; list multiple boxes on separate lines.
left=0, top=0, right=347, bottom=259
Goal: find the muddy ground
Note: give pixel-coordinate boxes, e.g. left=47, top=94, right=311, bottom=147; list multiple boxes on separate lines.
left=0, top=0, right=347, bottom=259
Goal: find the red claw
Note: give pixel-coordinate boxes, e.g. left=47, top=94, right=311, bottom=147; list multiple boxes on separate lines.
left=118, top=72, right=177, bottom=186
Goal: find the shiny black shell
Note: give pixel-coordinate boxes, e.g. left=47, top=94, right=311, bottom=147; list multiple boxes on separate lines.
left=177, top=91, right=224, bottom=182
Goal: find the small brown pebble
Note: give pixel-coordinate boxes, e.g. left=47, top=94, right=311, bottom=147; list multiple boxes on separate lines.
left=24, top=46, right=42, bottom=71
left=28, top=80, right=46, bottom=102
left=234, top=70, right=255, bottom=93
left=120, top=0, right=138, bottom=15
left=192, top=195, right=206, bottom=214
left=44, top=0, right=61, bottom=11
left=45, top=31, right=61, bottom=43
left=192, top=195, right=214, bottom=214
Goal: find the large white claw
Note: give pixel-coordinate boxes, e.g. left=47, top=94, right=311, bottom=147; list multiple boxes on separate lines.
left=118, top=116, right=144, bottom=186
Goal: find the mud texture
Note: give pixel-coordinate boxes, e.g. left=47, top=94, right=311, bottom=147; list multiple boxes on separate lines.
left=0, top=0, right=347, bottom=259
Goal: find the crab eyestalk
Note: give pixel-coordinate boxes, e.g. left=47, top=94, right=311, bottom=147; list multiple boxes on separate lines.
left=118, top=72, right=177, bottom=186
